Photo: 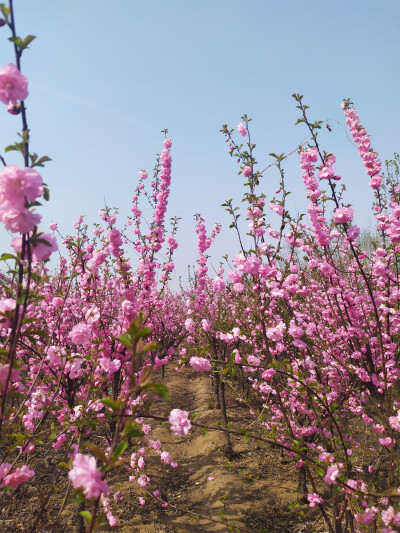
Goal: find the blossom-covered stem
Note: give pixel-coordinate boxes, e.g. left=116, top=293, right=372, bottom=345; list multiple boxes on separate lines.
left=0, top=237, right=32, bottom=435
left=0, top=0, right=35, bottom=435
left=9, top=0, right=29, bottom=167
left=295, top=94, right=340, bottom=209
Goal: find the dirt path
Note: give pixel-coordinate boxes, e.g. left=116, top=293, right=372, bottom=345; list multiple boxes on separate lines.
left=106, top=366, right=306, bottom=533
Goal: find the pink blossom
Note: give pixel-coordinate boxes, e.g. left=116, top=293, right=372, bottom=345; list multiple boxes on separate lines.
left=189, top=356, right=211, bottom=372
left=269, top=202, right=284, bottom=216
left=212, top=276, right=226, bottom=291
left=261, top=368, right=276, bottom=381
left=7, top=101, right=21, bottom=115
left=379, top=437, right=395, bottom=447
left=12, top=232, right=58, bottom=261
left=17, top=442, right=35, bottom=454
left=233, top=283, right=244, bottom=293
left=139, top=170, right=148, bottom=180
left=201, top=319, right=210, bottom=331
left=382, top=507, right=395, bottom=526
left=49, top=222, right=58, bottom=231
left=107, top=228, right=123, bottom=250
left=369, top=175, right=382, bottom=189
left=347, top=224, right=360, bottom=241
left=52, top=434, right=67, bottom=450
left=0, top=63, right=28, bottom=104
left=0, top=298, right=16, bottom=329
left=168, top=409, right=191, bottom=436
left=121, top=300, right=136, bottom=320
left=163, top=138, right=172, bottom=148
left=361, top=508, right=377, bottom=526
left=242, top=166, right=252, bottom=178
left=0, top=165, right=43, bottom=207
left=184, top=318, right=195, bottom=333
left=307, top=493, right=323, bottom=508
left=245, top=256, right=261, bottom=275
left=237, top=122, right=247, bottom=136
left=0, top=364, right=20, bottom=389
left=323, top=464, right=339, bottom=485
left=259, top=383, right=273, bottom=394
left=68, top=323, right=91, bottom=345
left=266, top=322, right=285, bottom=342
left=0, top=464, right=34, bottom=487
left=52, top=297, right=63, bottom=308
left=69, top=453, right=109, bottom=499
left=332, top=206, right=354, bottom=224
left=389, top=411, right=400, bottom=432
left=1, top=207, right=41, bottom=233
left=137, top=474, right=150, bottom=487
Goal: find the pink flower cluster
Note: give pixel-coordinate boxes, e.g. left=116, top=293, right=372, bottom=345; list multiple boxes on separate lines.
left=69, top=453, right=109, bottom=499
left=68, top=323, right=92, bottom=345
left=0, top=63, right=28, bottom=105
left=0, top=165, right=43, bottom=233
left=318, top=154, right=340, bottom=181
left=342, top=102, right=382, bottom=190
left=237, top=122, right=247, bottom=137
left=168, top=409, right=191, bottom=436
left=189, top=356, right=211, bottom=372
left=12, top=232, right=58, bottom=261
left=0, top=463, right=34, bottom=487
left=307, top=493, right=323, bottom=508
left=332, top=206, right=354, bottom=224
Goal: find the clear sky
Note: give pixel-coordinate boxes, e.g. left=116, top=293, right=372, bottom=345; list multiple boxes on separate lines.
left=0, top=0, right=399, bottom=284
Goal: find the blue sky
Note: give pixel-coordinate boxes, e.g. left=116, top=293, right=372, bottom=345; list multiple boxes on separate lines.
left=0, top=0, right=399, bottom=284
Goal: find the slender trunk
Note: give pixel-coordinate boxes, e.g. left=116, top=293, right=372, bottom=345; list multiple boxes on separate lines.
left=216, top=375, right=233, bottom=460
left=297, top=464, right=308, bottom=503
left=333, top=500, right=342, bottom=533
left=74, top=501, right=85, bottom=533
left=214, top=374, right=220, bottom=409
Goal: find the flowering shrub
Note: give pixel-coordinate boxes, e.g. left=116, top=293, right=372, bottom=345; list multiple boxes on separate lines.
left=1, top=3, right=400, bottom=532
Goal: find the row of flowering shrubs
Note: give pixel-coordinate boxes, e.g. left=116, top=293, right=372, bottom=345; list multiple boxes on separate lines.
left=1, top=2, right=400, bottom=532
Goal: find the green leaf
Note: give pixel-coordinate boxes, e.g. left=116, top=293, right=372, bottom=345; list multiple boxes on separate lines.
left=0, top=253, right=16, bottom=261
left=122, top=418, right=143, bottom=439
left=139, top=341, right=159, bottom=355
left=20, top=34, right=36, bottom=51
left=116, top=332, right=132, bottom=351
left=141, top=382, right=170, bottom=401
left=80, top=511, right=92, bottom=523
left=5, top=144, right=21, bottom=153
left=111, top=441, right=128, bottom=462
left=86, top=443, right=107, bottom=465
left=8, top=36, right=21, bottom=46
left=43, top=187, right=50, bottom=201
left=99, top=398, right=120, bottom=413
left=0, top=3, right=10, bottom=20
left=32, top=155, right=52, bottom=168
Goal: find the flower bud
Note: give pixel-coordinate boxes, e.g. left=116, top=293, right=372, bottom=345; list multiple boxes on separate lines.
left=7, top=101, right=21, bottom=115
